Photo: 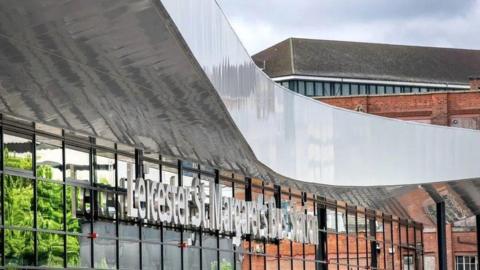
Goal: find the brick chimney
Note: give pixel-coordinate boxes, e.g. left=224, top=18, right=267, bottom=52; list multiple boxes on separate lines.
left=470, top=76, right=480, bottom=90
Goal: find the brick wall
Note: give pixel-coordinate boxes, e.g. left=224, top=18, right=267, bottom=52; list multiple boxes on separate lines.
left=316, top=91, right=480, bottom=129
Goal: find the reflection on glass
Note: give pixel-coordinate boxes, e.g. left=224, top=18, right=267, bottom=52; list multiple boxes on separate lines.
left=95, top=151, right=115, bottom=186
left=164, top=229, right=181, bottom=269
left=144, top=161, right=160, bottom=182
left=66, top=147, right=90, bottom=182
left=66, top=186, right=91, bottom=233
left=38, top=180, right=64, bottom=230
left=202, top=234, right=218, bottom=270
left=36, top=137, right=63, bottom=181
left=142, top=227, right=161, bottom=270
left=38, top=233, right=65, bottom=267
left=119, top=223, right=140, bottom=269
left=162, top=166, right=178, bottom=186
left=5, top=230, right=34, bottom=266
left=219, top=238, right=234, bottom=270
left=119, top=240, right=140, bottom=270
left=94, top=238, right=116, bottom=269
left=184, top=230, right=201, bottom=270
left=4, top=133, right=33, bottom=171
left=5, top=175, right=33, bottom=227
left=67, top=236, right=91, bottom=268
left=97, top=191, right=116, bottom=219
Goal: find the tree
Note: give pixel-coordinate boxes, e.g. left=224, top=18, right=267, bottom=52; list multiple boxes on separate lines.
left=3, top=148, right=80, bottom=267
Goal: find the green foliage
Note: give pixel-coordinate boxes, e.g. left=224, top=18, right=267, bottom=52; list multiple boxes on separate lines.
left=210, top=259, right=233, bottom=270
left=3, top=149, right=81, bottom=267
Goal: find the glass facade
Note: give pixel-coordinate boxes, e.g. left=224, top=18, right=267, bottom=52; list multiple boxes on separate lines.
left=278, top=79, right=460, bottom=97
left=0, top=117, right=424, bottom=269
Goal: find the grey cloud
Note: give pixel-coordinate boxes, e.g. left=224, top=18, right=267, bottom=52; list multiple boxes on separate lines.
left=217, top=0, right=480, bottom=54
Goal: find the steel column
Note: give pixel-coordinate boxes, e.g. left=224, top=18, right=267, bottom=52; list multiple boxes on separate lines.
left=476, top=214, right=480, bottom=270
left=437, top=201, right=447, bottom=270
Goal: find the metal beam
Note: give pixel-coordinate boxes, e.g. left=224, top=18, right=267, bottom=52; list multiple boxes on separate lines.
left=476, top=214, right=480, bottom=270
left=437, top=201, right=447, bottom=270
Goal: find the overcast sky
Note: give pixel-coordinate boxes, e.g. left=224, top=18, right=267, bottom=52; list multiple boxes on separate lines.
left=217, top=0, right=480, bottom=55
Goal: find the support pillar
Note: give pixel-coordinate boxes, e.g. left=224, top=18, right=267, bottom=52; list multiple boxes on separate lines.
left=437, top=201, right=447, bottom=270
left=476, top=214, right=480, bottom=270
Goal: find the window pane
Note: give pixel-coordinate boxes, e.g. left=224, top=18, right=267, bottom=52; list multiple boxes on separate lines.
left=386, top=86, right=394, bottom=94
left=95, top=151, right=115, bottom=187
left=306, top=81, right=314, bottom=96
left=202, top=234, right=218, bottom=270
left=94, top=238, right=116, bottom=269
left=334, top=83, right=341, bottom=96
left=5, top=229, right=35, bottom=266
left=5, top=175, right=33, bottom=227
left=97, top=190, right=116, bottom=219
left=66, top=147, right=90, bottom=182
left=4, top=133, right=33, bottom=171
left=185, top=230, right=201, bottom=270
left=66, top=186, right=91, bottom=233
left=36, top=137, right=63, bottom=181
left=162, top=166, right=178, bottom=186
left=342, top=83, right=350, bottom=96
left=164, top=229, right=181, bottom=269
left=67, top=235, right=91, bottom=268
left=119, top=223, right=139, bottom=269
left=315, top=82, right=323, bottom=96
left=324, top=83, right=331, bottom=96
left=144, top=161, right=160, bottom=182
left=38, top=232, right=65, bottom=267
left=142, top=227, right=161, bottom=270
left=38, top=180, right=64, bottom=230
left=351, top=84, right=359, bottom=95
left=298, top=81, right=306, bottom=95
left=359, top=84, right=367, bottom=95
left=377, top=85, right=386, bottom=94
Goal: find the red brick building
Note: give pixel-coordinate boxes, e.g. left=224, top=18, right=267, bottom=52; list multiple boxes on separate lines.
left=254, top=39, right=480, bottom=270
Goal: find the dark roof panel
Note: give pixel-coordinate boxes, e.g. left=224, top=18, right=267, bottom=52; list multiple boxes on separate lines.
left=253, top=38, right=480, bottom=85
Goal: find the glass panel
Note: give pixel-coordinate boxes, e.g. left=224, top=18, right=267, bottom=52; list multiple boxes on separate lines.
left=315, top=82, right=324, bottom=96
left=164, top=229, right=181, bottom=269
left=67, top=235, right=91, bottom=268
left=377, top=85, right=386, bottom=94
left=334, top=83, right=342, bottom=96
left=324, top=82, right=332, bottom=96
left=5, top=229, right=35, bottom=266
left=185, top=230, right=201, bottom=270
left=97, top=190, right=116, bottom=219
left=351, top=84, right=359, bottom=95
left=342, top=83, right=350, bottom=96
left=38, top=232, right=65, bottom=267
left=306, top=81, right=314, bottom=96
left=95, top=151, right=115, bottom=187
left=202, top=234, right=218, bottom=270
left=119, top=240, right=140, bottom=270
left=66, top=147, right=90, bottom=182
left=142, top=227, right=161, bottom=270
left=94, top=238, right=116, bottom=269
left=66, top=186, right=91, bottom=233
left=38, top=180, right=64, bottom=230
left=298, top=81, right=306, bottom=95
left=36, top=136, right=63, bottom=181
left=359, top=84, right=367, bottom=95
left=4, top=133, right=33, bottom=171
left=144, top=161, right=160, bottom=182
left=119, top=223, right=139, bottom=270
left=5, top=175, right=33, bottom=227
left=162, top=165, right=178, bottom=186
left=386, top=86, right=394, bottom=94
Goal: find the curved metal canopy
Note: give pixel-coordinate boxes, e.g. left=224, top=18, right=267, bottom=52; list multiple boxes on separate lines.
left=1, top=0, right=480, bottom=221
